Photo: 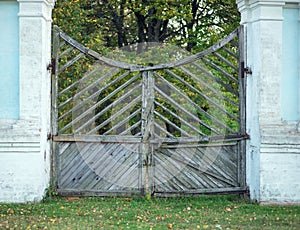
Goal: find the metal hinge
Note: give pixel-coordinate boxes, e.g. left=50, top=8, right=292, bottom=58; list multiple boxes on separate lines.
left=241, top=61, right=252, bottom=78
left=47, top=133, right=53, bottom=141
left=244, top=67, right=252, bottom=75
left=47, top=58, right=56, bottom=75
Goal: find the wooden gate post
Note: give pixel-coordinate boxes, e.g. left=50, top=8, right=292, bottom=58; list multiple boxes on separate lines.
left=141, top=71, right=155, bottom=196
left=0, top=0, right=55, bottom=202
left=237, top=0, right=300, bottom=204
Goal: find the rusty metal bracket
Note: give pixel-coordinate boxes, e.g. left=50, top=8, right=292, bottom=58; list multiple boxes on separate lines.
left=244, top=67, right=252, bottom=75
left=47, top=58, right=56, bottom=75
left=47, top=133, right=53, bottom=141
left=241, top=61, right=252, bottom=78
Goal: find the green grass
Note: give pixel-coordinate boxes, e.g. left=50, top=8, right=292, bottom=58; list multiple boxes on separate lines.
left=0, top=195, right=299, bottom=229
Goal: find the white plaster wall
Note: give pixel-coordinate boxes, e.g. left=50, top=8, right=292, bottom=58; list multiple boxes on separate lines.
left=237, top=0, right=300, bottom=204
left=260, top=145, right=300, bottom=203
left=0, top=0, right=54, bottom=203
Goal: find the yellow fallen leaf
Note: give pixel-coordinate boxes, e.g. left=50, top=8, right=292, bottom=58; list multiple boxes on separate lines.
left=226, top=207, right=232, bottom=212
left=167, top=223, right=173, bottom=229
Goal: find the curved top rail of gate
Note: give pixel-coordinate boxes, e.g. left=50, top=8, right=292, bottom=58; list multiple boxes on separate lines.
left=53, top=25, right=239, bottom=72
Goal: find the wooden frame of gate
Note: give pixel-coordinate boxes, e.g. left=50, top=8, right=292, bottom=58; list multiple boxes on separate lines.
left=51, top=25, right=248, bottom=197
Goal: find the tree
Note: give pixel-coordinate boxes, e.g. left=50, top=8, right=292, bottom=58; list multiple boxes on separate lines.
left=53, top=0, right=240, bottom=53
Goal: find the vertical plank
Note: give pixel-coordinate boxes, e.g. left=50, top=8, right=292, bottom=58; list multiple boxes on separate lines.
left=51, top=26, right=61, bottom=194
left=238, top=25, right=247, bottom=189
left=141, top=71, right=155, bottom=195
left=52, top=26, right=60, bottom=136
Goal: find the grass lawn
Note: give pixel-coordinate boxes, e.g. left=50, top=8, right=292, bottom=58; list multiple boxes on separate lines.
left=0, top=195, right=299, bottom=229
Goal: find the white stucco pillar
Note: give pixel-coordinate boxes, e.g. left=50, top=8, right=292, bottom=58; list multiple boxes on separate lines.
left=237, top=0, right=300, bottom=204
left=0, top=0, right=54, bottom=203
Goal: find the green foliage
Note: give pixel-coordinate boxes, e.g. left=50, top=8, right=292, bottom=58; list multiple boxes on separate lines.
left=53, top=0, right=240, bottom=53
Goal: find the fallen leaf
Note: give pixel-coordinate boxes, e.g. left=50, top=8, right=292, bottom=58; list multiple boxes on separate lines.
left=8, top=209, right=14, bottom=214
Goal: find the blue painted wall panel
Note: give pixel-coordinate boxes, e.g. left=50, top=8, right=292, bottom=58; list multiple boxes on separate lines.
left=0, top=2, right=19, bottom=119
left=281, top=8, right=299, bottom=121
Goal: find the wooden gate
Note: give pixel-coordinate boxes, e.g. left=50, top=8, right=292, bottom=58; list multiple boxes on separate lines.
left=51, top=25, right=248, bottom=196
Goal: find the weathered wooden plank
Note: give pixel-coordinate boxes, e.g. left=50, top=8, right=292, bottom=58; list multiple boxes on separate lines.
left=76, top=86, right=142, bottom=134
left=155, top=151, right=217, bottom=190
left=180, top=65, right=239, bottom=108
left=154, top=153, right=188, bottom=190
left=163, top=69, right=239, bottom=122
left=154, top=101, right=206, bottom=136
left=160, top=142, right=237, bottom=148
left=71, top=69, right=130, bottom=108
left=140, top=71, right=155, bottom=195
left=154, top=72, right=237, bottom=134
left=201, top=56, right=239, bottom=84
left=53, top=134, right=246, bottom=144
left=58, top=142, right=141, bottom=191
left=153, top=121, right=175, bottom=138
left=58, top=68, right=129, bottom=122
left=103, top=108, right=141, bottom=135
left=86, top=95, right=141, bottom=135
left=154, top=110, right=191, bottom=137
left=192, top=61, right=239, bottom=97
left=238, top=25, right=247, bottom=189
left=155, top=86, right=219, bottom=135
left=151, top=134, right=246, bottom=144
left=57, top=189, right=142, bottom=197
left=120, top=121, right=142, bottom=136
left=223, top=47, right=239, bottom=59
left=158, top=148, right=237, bottom=186
left=153, top=143, right=241, bottom=193
left=58, top=53, right=85, bottom=74
left=60, top=81, right=141, bottom=134
left=154, top=187, right=248, bottom=197
left=52, top=27, right=60, bottom=136
left=58, top=64, right=105, bottom=97
left=53, top=135, right=142, bottom=143
left=74, top=144, right=124, bottom=190
left=58, top=46, right=74, bottom=59
left=57, top=67, right=120, bottom=111
left=191, top=146, right=238, bottom=185
left=212, top=52, right=239, bottom=72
